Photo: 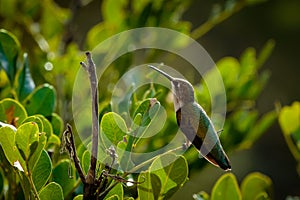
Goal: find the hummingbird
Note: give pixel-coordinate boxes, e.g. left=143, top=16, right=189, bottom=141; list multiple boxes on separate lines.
left=149, top=65, right=231, bottom=171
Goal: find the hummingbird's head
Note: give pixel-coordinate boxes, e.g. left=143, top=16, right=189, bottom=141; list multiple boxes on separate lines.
left=149, top=65, right=195, bottom=109
left=171, top=78, right=195, bottom=104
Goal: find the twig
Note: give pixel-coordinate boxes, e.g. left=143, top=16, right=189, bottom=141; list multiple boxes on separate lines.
left=99, top=145, right=183, bottom=198
left=191, top=1, right=245, bottom=40
left=80, top=52, right=99, bottom=199
left=62, top=124, right=86, bottom=183
left=80, top=52, right=99, bottom=183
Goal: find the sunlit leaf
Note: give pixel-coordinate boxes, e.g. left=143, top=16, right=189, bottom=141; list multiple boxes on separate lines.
left=211, top=173, right=241, bottom=200
left=241, top=172, right=272, bottom=200
left=257, top=39, right=275, bottom=69
left=138, top=171, right=155, bottom=200
left=100, top=112, right=127, bottom=149
left=279, top=101, right=300, bottom=161
left=138, top=153, right=188, bottom=199
left=82, top=150, right=91, bottom=175
left=0, top=126, right=18, bottom=165
left=0, top=98, right=27, bottom=127
left=73, top=195, right=83, bottom=200
left=15, top=122, right=39, bottom=161
left=279, top=102, right=300, bottom=135
left=22, top=116, right=44, bottom=133
left=217, top=57, right=240, bottom=88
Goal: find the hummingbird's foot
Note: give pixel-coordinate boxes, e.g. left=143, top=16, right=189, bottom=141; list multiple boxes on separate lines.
left=182, top=140, right=191, bottom=150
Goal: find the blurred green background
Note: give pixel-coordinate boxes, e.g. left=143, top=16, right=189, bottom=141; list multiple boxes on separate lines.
left=0, top=0, right=299, bottom=199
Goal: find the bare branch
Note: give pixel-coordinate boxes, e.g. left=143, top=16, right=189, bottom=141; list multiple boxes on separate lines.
left=80, top=52, right=99, bottom=184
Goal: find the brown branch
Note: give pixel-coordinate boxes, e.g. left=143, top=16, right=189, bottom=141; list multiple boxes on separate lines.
left=62, top=124, right=86, bottom=183
left=80, top=52, right=99, bottom=198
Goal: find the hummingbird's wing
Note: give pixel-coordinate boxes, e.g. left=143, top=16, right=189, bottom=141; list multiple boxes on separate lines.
left=176, top=102, right=231, bottom=171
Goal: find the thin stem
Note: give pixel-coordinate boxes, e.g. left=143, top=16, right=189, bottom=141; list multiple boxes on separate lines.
left=27, top=169, right=40, bottom=200
left=191, top=1, right=245, bottom=40
left=80, top=52, right=99, bottom=184
left=65, top=124, right=86, bottom=183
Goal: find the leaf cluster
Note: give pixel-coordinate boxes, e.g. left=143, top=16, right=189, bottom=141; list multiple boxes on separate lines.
left=0, top=0, right=288, bottom=199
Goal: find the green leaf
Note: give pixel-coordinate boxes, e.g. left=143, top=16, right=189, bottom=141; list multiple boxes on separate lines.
left=0, top=0, right=17, bottom=18
left=0, top=126, right=18, bottom=165
left=14, top=122, right=46, bottom=171
left=82, top=150, right=91, bottom=175
left=279, top=102, right=300, bottom=161
left=16, top=53, right=35, bottom=101
left=38, top=182, right=64, bottom=200
left=105, top=195, right=119, bottom=200
left=133, top=99, right=165, bottom=145
left=29, top=133, right=47, bottom=171
left=104, top=183, right=123, bottom=200
left=0, top=29, right=20, bottom=83
left=244, top=110, right=277, bottom=148
left=254, top=192, right=270, bottom=200
left=73, top=195, right=83, bottom=200
left=102, top=0, right=127, bottom=26
left=150, top=153, right=188, bottom=199
left=239, top=47, right=256, bottom=78
left=133, top=99, right=152, bottom=119
left=211, top=173, right=241, bottom=200
left=47, top=134, right=61, bottom=147
left=49, top=113, right=63, bottom=136
left=217, top=57, right=240, bottom=88
left=33, top=150, right=52, bottom=191
left=279, top=102, right=300, bottom=135
left=22, top=114, right=58, bottom=148
left=15, top=122, right=39, bottom=162
left=52, top=159, right=76, bottom=198
left=124, top=197, right=134, bottom=200
left=24, top=84, right=56, bottom=116
left=100, top=112, right=127, bottom=149
left=241, top=172, right=272, bottom=200
left=0, top=98, right=27, bottom=127
left=257, top=39, right=275, bottom=69
left=22, top=116, right=44, bottom=132
left=138, top=171, right=155, bottom=200
left=117, top=135, right=135, bottom=171
left=36, top=114, right=53, bottom=138
left=138, top=153, right=188, bottom=199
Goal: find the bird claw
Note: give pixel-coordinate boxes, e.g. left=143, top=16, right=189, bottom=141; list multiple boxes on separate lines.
left=182, top=140, right=191, bottom=150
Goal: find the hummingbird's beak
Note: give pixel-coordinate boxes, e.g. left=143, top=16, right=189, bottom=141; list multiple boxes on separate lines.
left=148, top=65, right=174, bottom=81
